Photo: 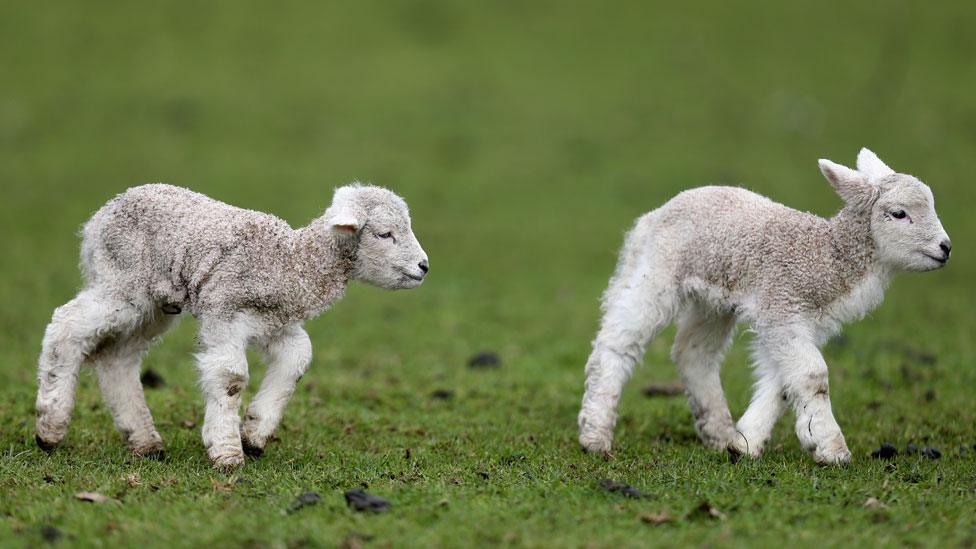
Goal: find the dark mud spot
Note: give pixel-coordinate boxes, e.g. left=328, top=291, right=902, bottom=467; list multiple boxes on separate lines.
left=467, top=351, right=500, bottom=368
left=344, top=489, right=390, bottom=513
left=905, top=347, right=937, bottom=365
left=641, top=382, right=685, bottom=398
left=140, top=368, right=165, bottom=389
left=686, top=501, right=727, bottom=521
left=39, top=525, right=61, bottom=543
left=599, top=479, right=647, bottom=499
left=430, top=389, right=454, bottom=400
left=870, top=443, right=898, bottom=460
left=287, top=491, right=321, bottom=514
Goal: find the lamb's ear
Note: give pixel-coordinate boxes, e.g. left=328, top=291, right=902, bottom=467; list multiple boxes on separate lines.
left=818, top=159, right=876, bottom=208
left=324, top=187, right=363, bottom=235
left=856, top=147, right=894, bottom=181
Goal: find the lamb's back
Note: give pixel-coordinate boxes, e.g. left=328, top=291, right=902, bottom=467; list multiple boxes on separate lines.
left=645, top=186, right=834, bottom=308
left=81, top=184, right=294, bottom=308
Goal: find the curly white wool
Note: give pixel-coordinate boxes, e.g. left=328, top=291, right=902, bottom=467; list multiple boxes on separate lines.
left=578, top=148, right=950, bottom=464
left=35, top=183, right=428, bottom=467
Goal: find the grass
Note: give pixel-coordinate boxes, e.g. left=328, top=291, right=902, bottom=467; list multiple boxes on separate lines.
left=2, top=1, right=976, bottom=546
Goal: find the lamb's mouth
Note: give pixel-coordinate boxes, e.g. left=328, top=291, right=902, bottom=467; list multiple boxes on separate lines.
left=398, top=269, right=425, bottom=281
left=922, top=252, right=947, bottom=265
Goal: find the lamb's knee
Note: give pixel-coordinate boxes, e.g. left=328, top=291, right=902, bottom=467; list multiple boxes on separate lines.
left=787, top=371, right=829, bottom=403
left=198, top=349, right=249, bottom=399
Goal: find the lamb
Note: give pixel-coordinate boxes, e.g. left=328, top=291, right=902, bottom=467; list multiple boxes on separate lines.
left=34, top=183, right=429, bottom=467
left=578, top=149, right=951, bottom=464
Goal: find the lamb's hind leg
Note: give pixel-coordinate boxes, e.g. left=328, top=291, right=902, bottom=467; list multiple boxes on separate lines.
left=94, top=313, right=177, bottom=458
left=671, top=305, right=736, bottom=451
left=35, top=289, right=144, bottom=451
left=578, top=273, right=677, bottom=453
left=241, top=324, right=312, bottom=457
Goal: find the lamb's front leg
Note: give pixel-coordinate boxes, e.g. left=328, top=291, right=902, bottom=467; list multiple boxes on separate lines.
left=760, top=329, right=850, bottom=464
left=241, top=324, right=312, bottom=457
left=197, top=317, right=251, bottom=468
left=729, top=354, right=786, bottom=459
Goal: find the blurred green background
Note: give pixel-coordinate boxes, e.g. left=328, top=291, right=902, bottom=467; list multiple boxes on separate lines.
left=1, top=1, right=974, bottom=547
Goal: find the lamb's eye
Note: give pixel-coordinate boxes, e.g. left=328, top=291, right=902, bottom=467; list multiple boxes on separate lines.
left=890, top=210, right=907, bottom=220
left=377, top=232, right=394, bottom=239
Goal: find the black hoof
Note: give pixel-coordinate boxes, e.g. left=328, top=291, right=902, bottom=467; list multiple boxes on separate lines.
left=242, top=440, right=264, bottom=458
left=138, top=448, right=166, bottom=461
left=727, top=445, right=743, bottom=464
left=35, top=434, right=57, bottom=454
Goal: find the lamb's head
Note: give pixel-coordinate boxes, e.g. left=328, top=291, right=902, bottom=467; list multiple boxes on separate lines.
left=819, top=148, right=951, bottom=272
left=324, top=184, right=429, bottom=289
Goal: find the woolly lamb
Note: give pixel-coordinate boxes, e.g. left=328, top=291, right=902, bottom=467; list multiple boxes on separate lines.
left=578, top=149, right=950, bottom=464
left=35, top=183, right=429, bottom=467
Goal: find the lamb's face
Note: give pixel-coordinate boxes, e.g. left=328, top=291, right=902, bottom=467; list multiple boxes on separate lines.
left=325, top=184, right=429, bottom=289
left=871, top=175, right=951, bottom=272
left=819, top=148, right=951, bottom=273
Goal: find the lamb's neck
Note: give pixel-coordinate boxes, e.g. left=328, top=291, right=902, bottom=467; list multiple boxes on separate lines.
left=824, top=207, right=892, bottom=322
left=290, top=218, right=358, bottom=318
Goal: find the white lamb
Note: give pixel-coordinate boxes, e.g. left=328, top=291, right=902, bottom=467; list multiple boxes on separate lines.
left=578, top=149, right=950, bottom=464
left=35, top=183, right=429, bottom=467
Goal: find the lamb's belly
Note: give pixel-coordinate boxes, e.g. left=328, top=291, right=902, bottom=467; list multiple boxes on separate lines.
left=680, top=276, right=754, bottom=317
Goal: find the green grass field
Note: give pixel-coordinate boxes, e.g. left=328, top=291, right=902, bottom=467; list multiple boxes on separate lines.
left=2, top=1, right=975, bottom=546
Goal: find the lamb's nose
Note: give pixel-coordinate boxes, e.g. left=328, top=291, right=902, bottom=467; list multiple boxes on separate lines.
left=940, top=239, right=952, bottom=259
left=418, top=260, right=429, bottom=274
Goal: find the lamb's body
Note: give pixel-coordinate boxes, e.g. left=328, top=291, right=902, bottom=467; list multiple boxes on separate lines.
left=635, top=186, right=882, bottom=335
left=82, top=184, right=350, bottom=324
left=579, top=150, right=950, bottom=464
left=36, top=183, right=428, bottom=467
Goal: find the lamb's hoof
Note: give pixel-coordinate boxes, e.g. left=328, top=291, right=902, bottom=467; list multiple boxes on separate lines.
left=813, top=444, right=852, bottom=465
left=35, top=434, right=58, bottom=454
left=727, top=432, right=763, bottom=462
left=700, top=431, right=736, bottom=453
left=579, top=431, right=613, bottom=454
left=727, top=444, right=743, bottom=464
left=133, top=446, right=166, bottom=461
left=241, top=439, right=264, bottom=458
left=210, top=452, right=245, bottom=469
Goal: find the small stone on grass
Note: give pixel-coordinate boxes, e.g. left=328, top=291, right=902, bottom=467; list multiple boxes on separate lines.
left=870, top=443, right=898, bottom=460
left=39, top=525, right=61, bottom=542
left=599, top=479, right=647, bottom=499
left=75, top=491, right=111, bottom=503
left=467, top=351, right=500, bottom=368
left=639, top=512, right=672, bottom=525
left=344, top=489, right=390, bottom=513
left=287, top=491, right=321, bottom=513
left=686, top=501, right=727, bottom=521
